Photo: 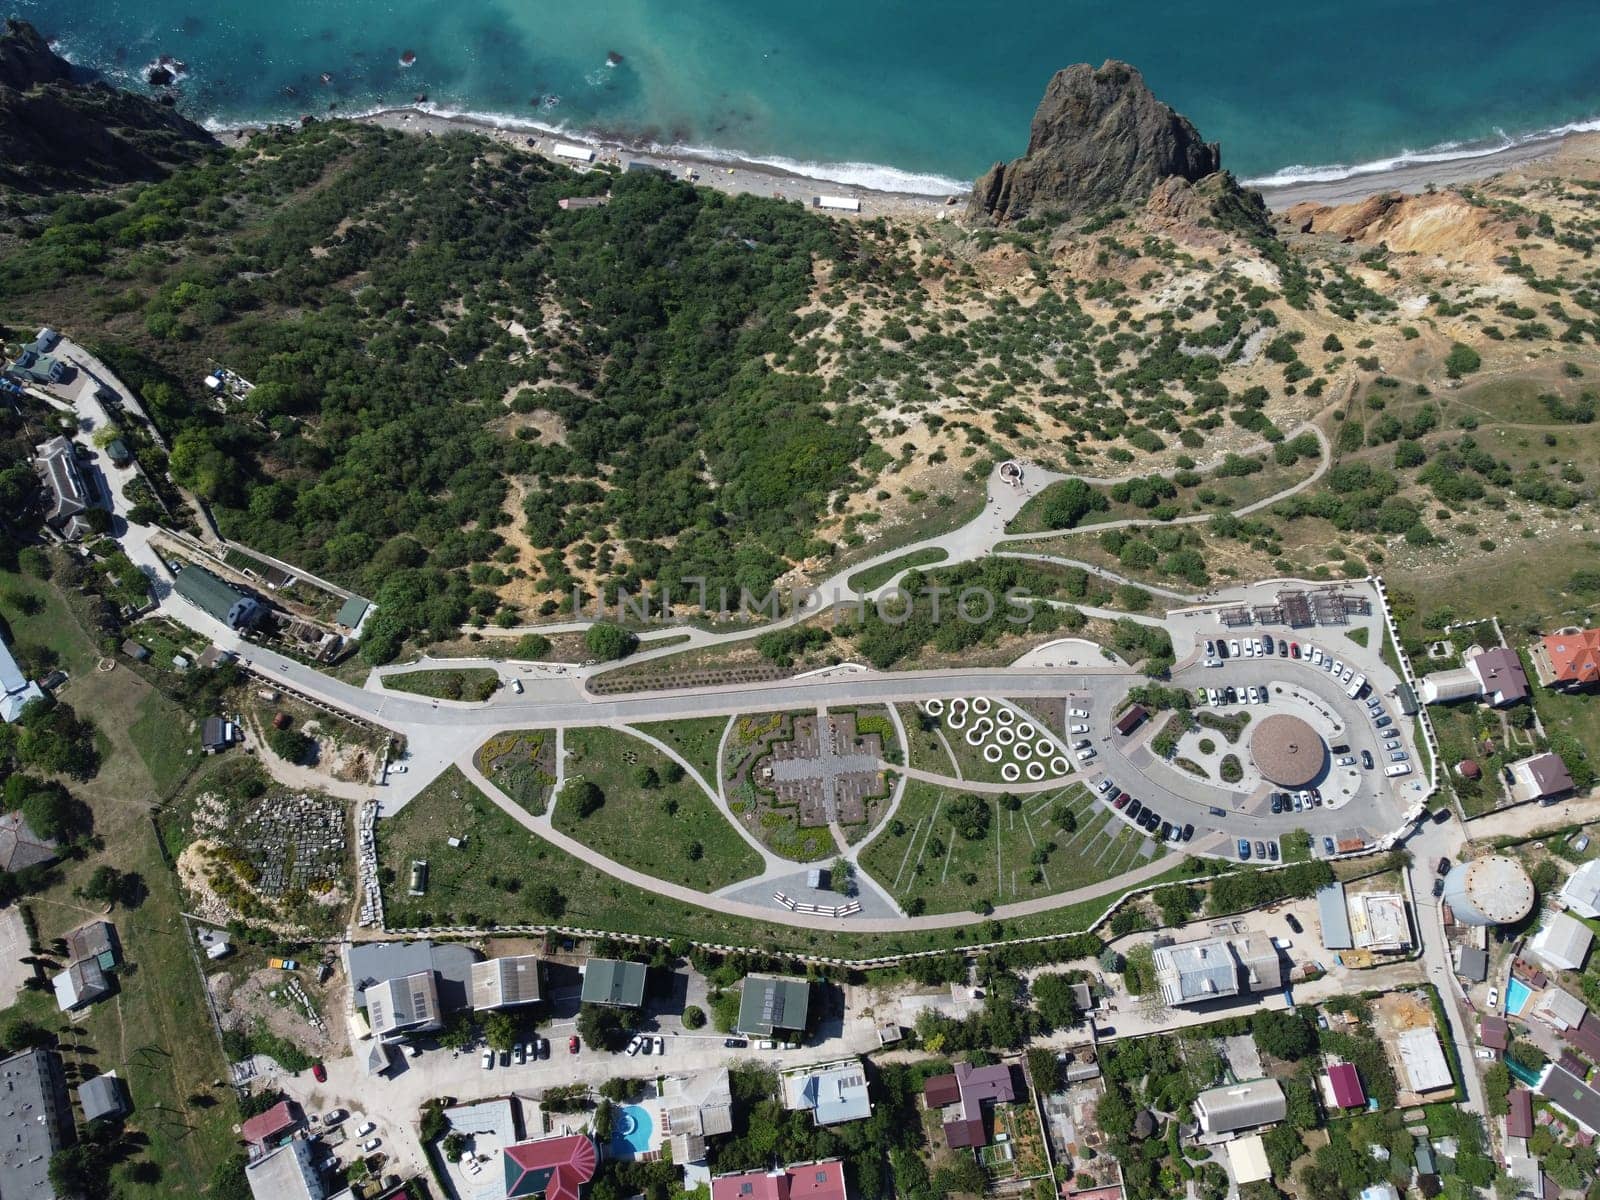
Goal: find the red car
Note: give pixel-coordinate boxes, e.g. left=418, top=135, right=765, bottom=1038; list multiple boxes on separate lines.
left=568, top=1036, right=580, bottom=1054
left=311, top=1063, right=327, bottom=1082
left=1289, top=642, right=1300, bottom=659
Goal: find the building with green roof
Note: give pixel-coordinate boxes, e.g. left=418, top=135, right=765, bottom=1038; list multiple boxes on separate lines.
left=579, top=957, right=647, bottom=1008
left=735, top=974, right=811, bottom=1039
left=173, top=565, right=264, bottom=630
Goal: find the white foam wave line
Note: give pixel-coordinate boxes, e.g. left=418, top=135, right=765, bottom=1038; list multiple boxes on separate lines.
left=1246, top=115, right=1600, bottom=188
left=201, top=100, right=968, bottom=196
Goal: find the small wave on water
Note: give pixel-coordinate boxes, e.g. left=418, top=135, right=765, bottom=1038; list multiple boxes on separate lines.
left=1244, top=114, right=1600, bottom=188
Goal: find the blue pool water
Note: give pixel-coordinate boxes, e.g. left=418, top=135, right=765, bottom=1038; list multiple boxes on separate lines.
left=609, top=1104, right=654, bottom=1158
left=1505, top=977, right=1533, bottom=1015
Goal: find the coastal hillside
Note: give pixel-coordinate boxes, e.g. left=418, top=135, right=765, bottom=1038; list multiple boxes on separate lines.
left=1, top=64, right=1598, bottom=663
left=0, top=20, right=216, bottom=192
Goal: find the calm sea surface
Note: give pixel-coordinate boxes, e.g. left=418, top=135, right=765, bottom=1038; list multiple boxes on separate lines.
left=25, top=0, right=1600, bottom=192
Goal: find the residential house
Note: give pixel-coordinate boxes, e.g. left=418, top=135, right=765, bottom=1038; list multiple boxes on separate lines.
left=0, top=1047, right=74, bottom=1200
left=659, top=1067, right=734, bottom=1164
left=1317, top=882, right=1355, bottom=951
left=78, top=1072, right=128, bottom=1122
left=1532, top=912, right=1594, bottom=973
left=67, top=919, right=120, bottom=972
left=173, top=566, right=265, bottom=631
left=1348, top=892, right=1412, bottom=953
left=201, top=716, right=237, bottom=753
left=53, top=956, right=111, bottom=1011
left=1193, top=1079, right=1286, bottom=1135
left=578, top=958, right=647, bottom=1009
left=1395, top=1029, right=1453, bottom=1093
left=1540, top=1066, right=1600, bottom=1135
left=470, top=954, right=544, bottom=1011
left=1480, top=1016, right=1510, bottom=1052
left=782, top=1059, right=871, bottom=1127
left=8, top=346, right=73, bottom=385
left=0, top=809, right=57, bottom=871
left=1151, top=936, right=1281, bottom=1007
left=1420, top=647, right=1529, bottom=707
left=736, top=975, right=811, bottom=1040
left=346, top=939, right=482, bottom=1041
left=335, top=596, right=372, bottom=634
left=1564, top=860, right=1600, bottom=919
left=710, top=1159, right=847, bottom=1200
left=1324, top=1063, right=1365, bottom=1109
left=1457, top=945, right=1489, bottom=983
left=0, top=634, right=44, bottom=723
left=1508, top=1089, right=1534, bottom=1140
left=923, top=1061, right=1018, bottom=1149
left=1508, top=753, right=1575, bottom=805
left=32, top=436, right=96, bottom=541
left=1228, top=1135, right=1272, bottom=1185
left=1531, top=628, right=1600, bottom=690
left=245, top=1139, right=325, bottom=1200
left=1534, top=986, right=1588, bottom=1032
left=241, top=1098, right=301, bottom=1148
left=501, top=1133, right=598, bottom=1200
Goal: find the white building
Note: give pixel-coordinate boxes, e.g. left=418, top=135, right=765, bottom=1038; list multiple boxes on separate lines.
left=1395, top=1028, right=1452, bottom=1093
left=1532, top=912, right=1594, bottom=973
left=1564, top=861, right=1600, bottom=920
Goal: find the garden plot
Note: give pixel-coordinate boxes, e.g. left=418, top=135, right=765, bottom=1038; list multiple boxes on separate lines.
left=918, top=697, right=1075, bottom=785
left=474, top=730, right=557, bottom=816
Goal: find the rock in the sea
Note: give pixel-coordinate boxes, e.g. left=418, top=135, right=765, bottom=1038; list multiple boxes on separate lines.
left=967, top=59, right=1222, bottom=224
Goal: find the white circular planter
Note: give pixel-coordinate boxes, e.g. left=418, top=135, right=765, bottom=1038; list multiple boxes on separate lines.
left=972, top=697, right=992, bottom=715
left=1051, top=757, right=1070, bottom=775
left=1012, top=740, right=1033, bottom=760
left=950, top=698, right=969, bottom=716
left=925, top=698, right=944, bottom=716
left=966, top=726, right=986, bottom=746
left=983, top=744, right=1004, bottom=763
left=993, top=705, right=1013, bottom=725
left=948, top=708, right=966, bottom=730
left=1001, top=762, right=1021, bottom=782
left=973, top=718, right=993, bottom=738
left=1035, top=739, right=1054, bottom=759
left=1016, top=722, right=1035, bottom=741
left=1026, top=761, right=1046, bottom=781
left=995, top=726, right=1016, bottom=747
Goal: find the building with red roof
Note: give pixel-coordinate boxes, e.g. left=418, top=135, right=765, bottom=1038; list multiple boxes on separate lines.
left=240, top=1098, right=300, bottom=1148
left=711, top=1159, right=847, bottom=1200
left=1533, top=629, right=1600, bottom=690
left=1480, top=1016, right=1510, bottom=1052
left=503, top=1134, right=598, bottom=1200
left=923, top=1061, right=1018, bottom=1149
left=1508, top=1089, right=1534, bottom=1139
left=1325, top=1062, right=1365, bottom=1109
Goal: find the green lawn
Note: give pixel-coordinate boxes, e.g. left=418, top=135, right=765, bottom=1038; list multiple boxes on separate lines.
left=630, top=716, right=731, bottom=786
left=898, top=704, right=960, bottom=776
left=847, top=547, right=950, bottom=594
left=557, top=727, right=762, bottom=891
left=378, top=769, right=1180, bottom=957
left=0, top=559, right=236, bottom=1197
left=380, top=667, right=500, bottom=701
left=914, top=704, right=1067, bottom=785
left=857, top=780, right=1155, bottom=914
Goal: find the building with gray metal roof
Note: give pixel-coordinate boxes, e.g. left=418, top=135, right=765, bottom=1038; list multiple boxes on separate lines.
left=471, top=954, right=544, bottom=1010
left=1541, top=1065, right=1600, bottom=1135
left=245, top=1138, right=325, bottom=1200
left=579, top=958, right=648, bottom=1008
left=0, top=1047, right=74, bottom=1199
left=735, top=975, right=812, bottom=1038
left=78, top=1072, right=127, bottom=1123
left=1194, top=1078, right=1286, bottom=1134
left=1317, top=882, right=1353, bottom=949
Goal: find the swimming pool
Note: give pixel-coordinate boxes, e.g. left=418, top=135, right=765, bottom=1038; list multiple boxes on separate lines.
left=1506, top=976, right=1533, bottom=1015
left=609, top=1105, right=654, bottom=1157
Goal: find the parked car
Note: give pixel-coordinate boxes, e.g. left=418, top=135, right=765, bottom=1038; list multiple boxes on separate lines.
left=723, top=1038, right=749, bottom=1048
left=654, top=1035, right=665, bottom=1055
left=1238, top=839, right=1251, bottom=860
left=1268, top=842, right=1279, bottom=861
left=1113, top=793, right=1129, bottom=809
left=1390, top=750, right=1408, bottom=762
left=640, top=1036, right=653, bottom=1056
left=1279, top=641, right=1289, bottom=657
left=1069, top=707, right=1089, bottom=718
left=1432, top=878, right=1446, bottom=898
left=626, top=1036, right=643, bottom=1056
left=569, top=1036, right=580, bottom=1054
left=1475, top=1048, right=1495, bottom=1060
left=480, top=1050, right=494, bottom=1069
left=1337, top=755, right=1357, bottom=767
left=1290, top=642, right=1300, bottom=658
left=1097, top=778, right=1115, bottom=794
left=1254, top=841, right=1266, bottom=860
left=1488, top=986, right=1500, bottom=1009
left=363, top=1138, right=382, bottom=1153
left=1217, top=641, right=1229, bottom=659
left=1127, top=800, right=1144, bottom=820
left=1204, top=639, right=1216, bottom=658
left=324, top=1110, right=347, bottom=1126
left=1262, top=635, right=1275, bottom=655
left=311, top=1063, right=327, bottom=1082
left=1181, top=823, right=1194, bottom=842
left=514, top=1044, right=526, bottom=1066
left=1322, top=836, right=1336, bottom=855
left=1072, top=723, right=1091, bottom=734
left=1270, top=795, right=1284, bottom=814
left=1159, top=821, right=1173, bottom=841
left=1361, top=750, right=1374, bottom=769
left=1229, top=639, right=1240, bottom=657
left=1285, top=913, right=1303, bottom=933
left=1437, top=857, right=1451, bottom=875
left=356, top=1122, right=376, bottom=1138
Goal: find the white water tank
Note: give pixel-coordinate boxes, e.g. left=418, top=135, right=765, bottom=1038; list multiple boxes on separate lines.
left=1441, top=855, right=1535, bottom=926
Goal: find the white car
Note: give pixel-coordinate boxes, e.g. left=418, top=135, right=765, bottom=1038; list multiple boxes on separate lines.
left=390, top=763, right=408, bottom=774
left=1070, top=723, right=1090, bottom=734
left=1097, top=778, right=1115, bottom=794
left=1208, top=689, right=1223, bottom=706
left=1075, top=748, right=1096, bottom=762
left=1488, top=986, right=1500, bottom=1009
left=355, top=1122, right=376, bottom=1137
left=480, top=1050, right=494, bottom=1069
left=362, top=1138, right=382, bottom=1153
left=1229, top=640, right=1240, bottom=657
left=1069, top=707, right=1090, bottom=718
left=514, top=1044, right=526, bottom=1065
left=1475, top=1049, right=1495, bottom=1061
left=511, top=678, right=523, bottom=694
left=1310, top=648, right=1324, bottom=666
left=654, top=1035, right=665, bottom=1055
left=1244, top=641, right=1256, bottom=658
left=626, top=1036, right=643, bottom=1056
left=1340, top=666, right=1355, bottom=684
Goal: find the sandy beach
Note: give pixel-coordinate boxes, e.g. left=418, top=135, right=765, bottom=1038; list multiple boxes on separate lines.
left=356, top=107, right=962, bottom=222
left=324, top=105, right=1599, bottom=222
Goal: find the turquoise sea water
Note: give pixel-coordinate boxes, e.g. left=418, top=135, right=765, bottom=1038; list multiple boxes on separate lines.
left=25, top=0, right=1600, bottom=192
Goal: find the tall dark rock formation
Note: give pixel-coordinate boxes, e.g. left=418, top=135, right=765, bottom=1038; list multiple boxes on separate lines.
left=0, top=19, right=216, bottom=192
left=968, top=60, right=1223, bottom=224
